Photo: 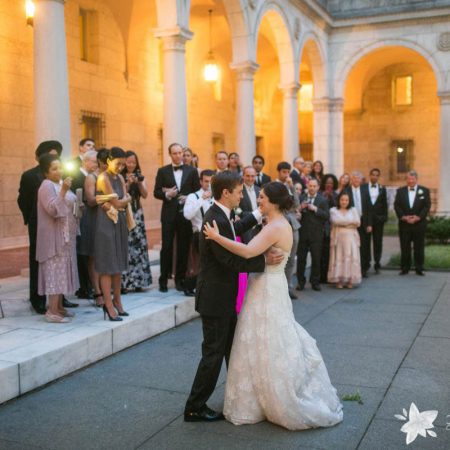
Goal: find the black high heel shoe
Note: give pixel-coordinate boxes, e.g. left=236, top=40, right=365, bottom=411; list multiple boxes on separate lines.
left=113, top=300, right=129, bottom=317
left=103, top=305, right=123, bottom=322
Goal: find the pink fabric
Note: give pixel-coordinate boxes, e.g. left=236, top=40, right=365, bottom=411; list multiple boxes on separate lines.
left=235, top=236, right=248, bottom=314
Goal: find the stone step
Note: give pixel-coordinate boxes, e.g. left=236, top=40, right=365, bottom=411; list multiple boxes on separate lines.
left=0, top=291, right=198, bottom=404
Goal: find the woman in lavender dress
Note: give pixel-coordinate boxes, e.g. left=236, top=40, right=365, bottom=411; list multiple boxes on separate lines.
left=36, top=154, right=79, bottom=323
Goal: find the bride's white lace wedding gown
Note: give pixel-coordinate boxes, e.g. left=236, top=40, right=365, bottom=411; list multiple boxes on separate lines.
left=224, top=251, right=343, bottom=430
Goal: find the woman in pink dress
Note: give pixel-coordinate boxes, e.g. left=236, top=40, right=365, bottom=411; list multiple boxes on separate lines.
left=327, top=192, right=361, bottom=289
left=36, top=154, right=79, bottom=323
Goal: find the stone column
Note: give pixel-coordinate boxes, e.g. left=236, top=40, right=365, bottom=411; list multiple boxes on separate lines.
left=155, top=27, right=193, bottom=164
left=312, top=97, right=344, bottom=175
left=230, top=61, right=259, bottom=166
left=280, top=83, right=301, bottom=163
left=33, top=0, right=71, bottom=157
left=438, top=91, right=450, bottom=215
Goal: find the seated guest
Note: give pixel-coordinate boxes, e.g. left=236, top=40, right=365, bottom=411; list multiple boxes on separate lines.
left=95, top=147, right=132, bottom=321
left=183, top=169, right=215, bottom=296
left=328, top=192, right=361, bottom=289
left=121, top=150, right=152, bottom=293
left=320, top=174, right=339, bottom=283
left=215, top=151, right=229, bottom=173
left=17, top=140, right=65, bottom=314
left=312, top=160, right=324, bottom=184
left=228, top=152, right=242, bottom=175
left=252, top=155, right=271, bottom=187
left=36, top=154, right=79, bottom=323
left=394, top=170, right=431, bottom=276
left=239, top=166, right=261, bottom=243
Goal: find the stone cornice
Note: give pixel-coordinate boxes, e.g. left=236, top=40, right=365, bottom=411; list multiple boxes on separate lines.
left=230, top=61, right=259, bottom=81
left=279, top=83, right=301, bottom=99
left=154, top=27, right=193, bottom=52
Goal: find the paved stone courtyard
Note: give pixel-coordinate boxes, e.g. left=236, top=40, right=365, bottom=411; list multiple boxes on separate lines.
left=0, top=267, right=448, bottom=450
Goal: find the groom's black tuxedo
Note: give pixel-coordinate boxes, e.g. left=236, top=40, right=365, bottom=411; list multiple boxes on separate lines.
left=186, top=203, right=265, bottom=413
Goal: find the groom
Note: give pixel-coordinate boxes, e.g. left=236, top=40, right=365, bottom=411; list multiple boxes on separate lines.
left=184, top=172, right=283, bottom=422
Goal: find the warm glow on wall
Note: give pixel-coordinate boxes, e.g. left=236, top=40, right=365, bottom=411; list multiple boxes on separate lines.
left=25, top=0, right=35, bottom=26
left=299, top=83, right=313, bottom=112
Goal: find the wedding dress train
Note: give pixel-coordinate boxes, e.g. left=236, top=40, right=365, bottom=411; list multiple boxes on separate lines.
left=224, top=251, right=343, bottom=430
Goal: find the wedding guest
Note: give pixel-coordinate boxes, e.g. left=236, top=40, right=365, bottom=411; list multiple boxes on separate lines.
left=290, top=156, right=306, bottom=188
left=73, top=151, right=99, bottom=300
left=192, top=153, right=200, bottom=170
left=336, top=173, right=351, bottom=194
left=312, top=160, right=324, bottom=184
left=252, top=155, right=271, bottom=187
left=183, top=169, right=215, bottom=296
left=36, top=154, right=79, bottom=323
left=294, top=182, right=303, bottom=198
left=17, top=140, right=66, bottom=315
left=154, top=143, right=201, bottom=292
left=345, top=172, right=372, bottom=278
left=328, top=192, right=361, bottom=289
left=303, top=161, right=313, bottom=180
left=215, top=151, right=229, bottom=173
left=80, top=149, right=108, bottom=307
left=228, top=152, right=242, bottom=175
left=95, top=147, right=131, bottom=321
left=71, top=138, right=96, bottom=174
left=121, top=150, right=152, bottom=293
left=239, top=166, right=261, bottom=244
left=77, top=151, right=100, bottom=303
left=394, top=170, right=431, bottom=276
left=183, top=147, right=195, bottom=167
left=320, top=174, right=338, bottom=283
left=297, top=178, right=329, bottom=291
left=276, top=162, right=300, bottom=299
left=364, top=168, right=388, bottom=274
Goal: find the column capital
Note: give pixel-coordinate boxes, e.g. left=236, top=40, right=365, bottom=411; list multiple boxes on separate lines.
left=312, top=97, right=344, bottom=112
left=438, top=91, right=450, bottom=105
left=279, top=82, right=301, bottom=99
left=154, top=27, right=193, bottom=52
left=230, top=60, right=259, bottom=81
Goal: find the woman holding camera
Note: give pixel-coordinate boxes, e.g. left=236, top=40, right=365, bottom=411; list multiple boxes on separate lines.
left=121, top=150, right=152, bottom=292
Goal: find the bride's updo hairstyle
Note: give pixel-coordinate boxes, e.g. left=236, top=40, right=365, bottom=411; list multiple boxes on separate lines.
left=262, top=181, right=293, bottom=212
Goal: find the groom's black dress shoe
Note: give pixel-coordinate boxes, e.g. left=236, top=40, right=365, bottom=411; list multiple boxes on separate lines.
left=312, top=284, right=321, bottom=291
left=184, top=405, right=224, bottom=422
left=415, top=270, right=425, bottom=276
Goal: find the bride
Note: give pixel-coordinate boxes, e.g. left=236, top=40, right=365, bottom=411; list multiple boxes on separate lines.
left=203, top=181, right=343, bottom=431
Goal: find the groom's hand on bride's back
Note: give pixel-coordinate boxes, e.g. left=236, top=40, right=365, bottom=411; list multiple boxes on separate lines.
left=265, top=247, right=284, bottom=265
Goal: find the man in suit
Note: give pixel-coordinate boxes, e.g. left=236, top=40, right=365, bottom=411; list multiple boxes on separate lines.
left=18, top=141, right=65, bottom=314
left=276, top=162, right=301, bottom=299
left=71, top=150, right=98, bottom=299
left=252, top=155, right=271, bottom=187
left=394, top=170, right=431, bottom=276
left=154, top=143, right=201, bottom=292
left=184, top=171, right=283, bottom=422
left=71, top=138, right=96, bottom=173
left=239, top=166, right=261, bottom=243
left=296, top=178, right=329, bottom=291
left=290, top=156, right=306, bottom=189
left=364, top=168, right=388, bottom=274
left=215, top=151, right=229, bottom=173
left=345, top=172, right=372, bottom=278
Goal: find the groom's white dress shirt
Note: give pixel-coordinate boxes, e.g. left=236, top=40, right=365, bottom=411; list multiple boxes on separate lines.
left=408, top=184, right=418, bottom=208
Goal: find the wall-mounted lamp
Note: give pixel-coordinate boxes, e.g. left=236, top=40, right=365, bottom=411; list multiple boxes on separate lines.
left=203, top=9, right=219, bottom=83
left=26, top=0, right=35, bottom=26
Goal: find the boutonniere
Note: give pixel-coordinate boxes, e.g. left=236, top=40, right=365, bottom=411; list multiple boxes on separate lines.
left=418, top=189, right=424, bottom=195
left=234, top=207, right=243, bottom=216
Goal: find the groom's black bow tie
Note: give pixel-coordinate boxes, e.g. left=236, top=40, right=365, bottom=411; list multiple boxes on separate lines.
left=173, top=165, right=182, bottom=171
left=409, top=188, right=415, bottom=191
left=371, top=184, right=377, bottom=188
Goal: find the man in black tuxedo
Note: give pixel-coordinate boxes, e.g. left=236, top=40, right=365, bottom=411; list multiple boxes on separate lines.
left=185, top=171, right=283, bottom=421
left=154, top=143, right=201, bottom=292
left=18, top=141, right=63, bottom=314
left=252, top=155, right=271, bottom=187
left=345, top=172, right=372, bottom=278
left=239, top=166, right=261, bottom=243
left=394, top=170, right=431, bottom=275
left=290, top=156, right=306, bottom=189
left=364, top=168, right=388, bottom=274
left=296, top=178, right=329, bottom=291
left=70, top=138, right=96, bottom=174
left=215, top=151, right=229, bottom=173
